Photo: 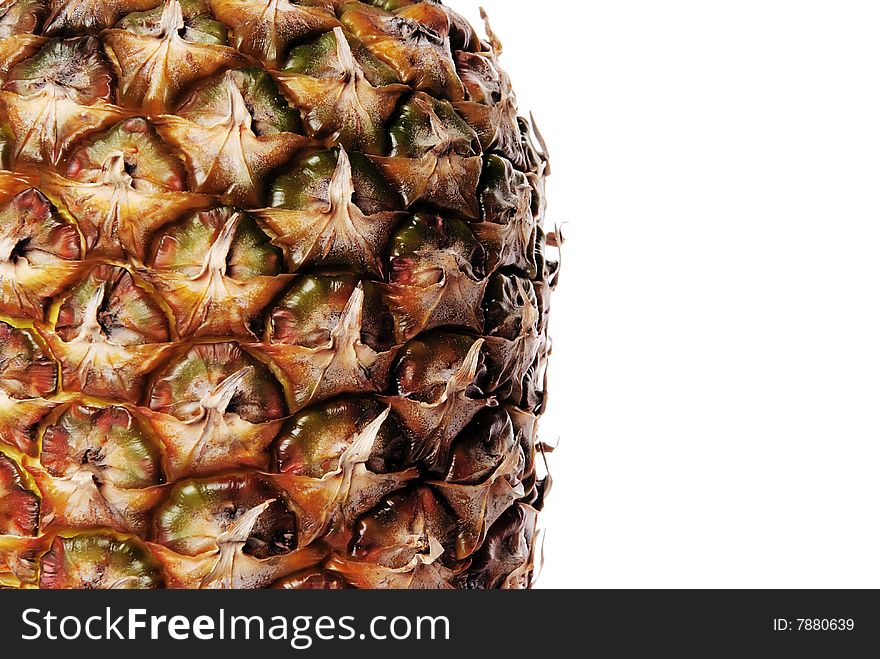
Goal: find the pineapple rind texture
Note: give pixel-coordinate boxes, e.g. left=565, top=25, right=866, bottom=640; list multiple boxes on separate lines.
left=0, top=0, right=554, bottom=590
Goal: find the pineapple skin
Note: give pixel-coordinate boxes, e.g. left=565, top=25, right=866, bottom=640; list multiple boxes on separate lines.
left=0, top=0, right=554, bottom=590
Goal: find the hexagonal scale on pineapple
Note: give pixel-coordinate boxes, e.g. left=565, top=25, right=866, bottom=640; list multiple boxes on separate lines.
left=483, top=354, right=544, bottom=409
left=144, top=208, right=291, bottom=339
left=39, top=533, right=164, bottom=589
left=342, top=3, right=464, bottom=101
left=144, top=342, right=286, bottom=478
left=0, top=535, right=42, bottom=586
left=444, top=408, right=517, bottom=486
left=66, top=118, right=186, bottom=191
left=481, top=276, right=545, bottom=404
left=37, top=267, right=174, bottom=404
left=44, top=117, right=211, bottom=262
left=256, top=147, right=405, bottom=276
left=0, top=392, right=57, bottom=456
left=465, top=504, right=539, bottom=590
left=208, top=0, right=340, bottom=69
left=31, top=403, right=165, bottom=535
left=0, top=0, right=44, bottom=38
left=325, top=487, right=458, bottom=589
left=0, top=321, right=58, bottom=456
left=370, top=92, right=482, bottom=218
left=282, top=25, right=400, bottom=88
left=0, top=37, right=125, bottom=166
left=0, top=187, right=82, bottom=321
left=0, top=452, right=39, bottom=536
left=269, top=148, right=400, bottom=213
left=55, top=265, right=170, bottom=345
left=381, top=215, right=488, bottom=343
left=182, top=67, right=303, bottom=135
left=150, top=474, right=323, bottom=589
left=429, top=409, right=526, bottom=559
left=103, top=0, right=247, bottom=114
left=154, top=68, right=311, bottom=206
left=0, top=34, right=47, bottom=87
left=275, top=27, right=407, bottom=154
left=43, top=0, right=161, bottom=34
left=251, top=284, right=399, bottom=414
left=483, top=273, right=539, bottom=340
left=270, top=402, right=416, bottom=547
left=386, top=332, right=496, bottom=470
left=351, top=487, right=456, bottom=570
left=155, top=473, right=295, bottom=557
left=393, top=332, right=482, bottom=402
left=150, top=342, right=286, bottom=424
left=391, top=0, right=478, bottom=52
left=452, top=49, right=532, bottom=171
left=275, top=396, right=408, bottom=477
left=0, top=321, right=56, bottom=399
left=267, top=273, right=391, bottom=351
left=386, top=93, right=477, bottom=159
left=471, top=155, right=538, bottom=277
left=116, top=0, right=229, bottom=46
left=389, top=213, right=485, bottom=274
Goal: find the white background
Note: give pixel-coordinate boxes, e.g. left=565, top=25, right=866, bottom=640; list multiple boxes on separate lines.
left=455, top=0, right=880, bottom=589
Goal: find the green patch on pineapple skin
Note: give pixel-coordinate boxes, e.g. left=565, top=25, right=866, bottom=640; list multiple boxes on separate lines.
left=41, top=533, right=164, bottom=590
left=183, top=68, right=302, bottom=135
left=284, top=29, right=399, bottom=87
left=275, top=396, right=403, bottom=478
left=389, top=214, right=481, bottom=260
left=270, top=148, right=400, bottom=213
left=116, top=0, right=229, bottom=45
left=388, top=95, right=479, bottom=159
left=42, top=403, right=165, bottom=489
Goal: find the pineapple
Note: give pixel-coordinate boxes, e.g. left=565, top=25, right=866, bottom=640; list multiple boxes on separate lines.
left=0, top=0, right=554, bottom=590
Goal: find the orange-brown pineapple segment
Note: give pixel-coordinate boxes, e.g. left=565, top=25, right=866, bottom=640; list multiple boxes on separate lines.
left=154, top=68, right=310, bottom=206
left=208, top=0, right=339, bottom=69
left=276, top=27, right=407, bottom=155
left=0, top=37, right=125, bottom=166
left=387, top=332, right=495, bottom=470
left=144, top=342, right=286, bottom=478
left=371, top=92, right=483, bottom=218
left=270, top=399, right=415, bottom=547
left=0, top=452, right=40, bottom=536
left=381, top=214, right=488, bottom=342
left=144, top=207, right=291, bottom=339
left=0, top=0, right=44, bottom=38
left=342, top=3, right=465, bottom=101
left=472, top=155, right=538, bottom=277
left=39, top=532, right=164, bottom=589
left=43, top=0, right=160, bottom=35
left=0, top=187, right=81, bottom=320
left=0, top=320, right=56, bottom=398
left=251, top=282, right=399, bottom=414
left=255, top=147, right=405, bottom=275
left=32, top=403, right=166, bottom=535
left=267, top=272, right=391, bottom=350
left=0, top=322, right=57, bottom=456
left=328, top=487, right=458, bottom=589
left=150, top=473, right=322, bottom=589
left=38, top=264, right=173, bottom=403
left=104, top=0, right=246, bottom=114
left=44, top=117, right=210, bottom=262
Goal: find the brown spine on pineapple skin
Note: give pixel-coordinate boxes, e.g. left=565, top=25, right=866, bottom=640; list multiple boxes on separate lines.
left=0, top=0, right=554, bottom=590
